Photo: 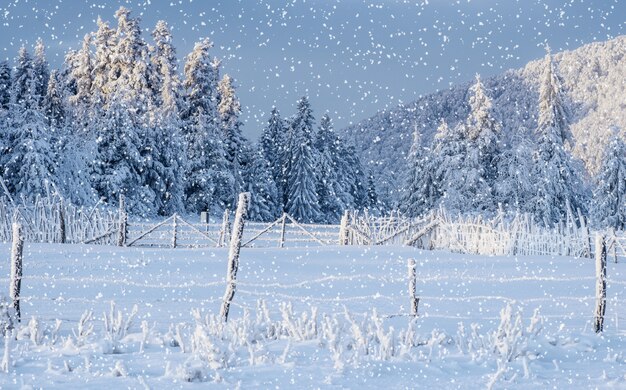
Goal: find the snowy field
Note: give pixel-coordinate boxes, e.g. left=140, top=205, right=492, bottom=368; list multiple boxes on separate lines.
left=0, top=243, right=625, bottom=389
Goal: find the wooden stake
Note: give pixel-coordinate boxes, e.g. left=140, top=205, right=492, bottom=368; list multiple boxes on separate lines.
left=10, top=222, right=24, bottom=322
left=408, top=259, right=419, bottom=317
left=339, top=210, right=350, bottom=245
left=220, top=192, right=250, bottom=322
left=172, top=214, right=178, bottom=249
left=117, top=194, right=127, bottom=247
left=594, top=233, right=607, bottom=333
left=279, top=213, right=287, bottom=248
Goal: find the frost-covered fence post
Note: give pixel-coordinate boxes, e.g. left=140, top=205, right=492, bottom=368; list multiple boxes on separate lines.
left=594, top=233, right=607, bottom=333
left=218, top=209, right=231, bottom=247
left=220, top=192, right=250, bottom=322
left=10, top=222, right=24, bottom=322
left=609, top=228, right=618, bottom=264
left=58, top=202, right=66, bottom=244
left=171, top=214, right=178, bottom=249
left=578, top=209, right=592, bottom=258
left=338, top=211, right=350, bottom=245
left=408, top=259, right=419, bottom=317
left=117, top=194, right=127, bottom=247
left=279, top=213, right=287, bottom=248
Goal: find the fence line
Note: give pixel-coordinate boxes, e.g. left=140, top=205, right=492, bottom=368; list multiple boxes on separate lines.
left=1, top=196, right=624, bottom=259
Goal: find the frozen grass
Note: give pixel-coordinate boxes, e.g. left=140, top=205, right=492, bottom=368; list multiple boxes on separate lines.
left=0, top=243, right=624, bottom=388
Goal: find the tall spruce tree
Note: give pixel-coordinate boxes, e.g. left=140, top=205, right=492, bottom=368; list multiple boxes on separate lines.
left=433, top=119, right=466, bottom=213
left=182, top=38, right=232, bottom=213
left=495, top=126, right=535, bottom=213
left=314, top=114, right=352, bottom=223
left=149, top=20, right=186, bottom=215
left=592, top=127, right=626, bottom=229
left=285, top=96, right=321, bottom=222
left=529, top=49, right=586, bottom=225
left=245, top=148, right=280, bottom=222
left=4, top=46, right=56, bottom=200
left=32, top=38, right=50, bottom=108
left=260, top=107, right=287, bottom=209
left=218, top=74, right=248, bottom=206
left=400, top=128, right=437, bottom=217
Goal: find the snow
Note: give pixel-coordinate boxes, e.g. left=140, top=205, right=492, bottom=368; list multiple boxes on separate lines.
left=0, top=242, right=624, bottom=388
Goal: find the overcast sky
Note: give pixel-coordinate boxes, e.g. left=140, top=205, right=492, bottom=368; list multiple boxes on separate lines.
left=1, top=0, right=624, bottom=139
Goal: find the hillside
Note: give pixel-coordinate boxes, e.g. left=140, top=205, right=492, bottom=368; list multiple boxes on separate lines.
left=342, top=36, right=626, bottom=206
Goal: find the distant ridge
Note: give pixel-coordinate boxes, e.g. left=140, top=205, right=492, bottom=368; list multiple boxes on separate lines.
left=341, top=36, right=626, bottom=205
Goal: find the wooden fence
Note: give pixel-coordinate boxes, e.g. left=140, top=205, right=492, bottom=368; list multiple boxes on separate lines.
left=1, top=197, right=624, bottom=260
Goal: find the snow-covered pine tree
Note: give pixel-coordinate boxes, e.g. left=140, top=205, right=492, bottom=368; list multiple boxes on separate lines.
left=218, top=74, right=249, bottom=207
left=67, top=34, right=94, bottom=128
left=59, top=35, right=98, bottom=205
left=149, top=20, right=186, bottom=215
left=92, top=91, right=146, bottom=212
left=314, top=114, right=352, bottom=223
left=260, top=107, right=287, bottom=209
left=32, top=38, right=50, bottom=108
left=432, top=119, right=466, bottom=213
left=0, top=61, right=10, bottom=112
left=4, top=48, right=56, bottom=200
left=91, top=17, right=114, bottom=108
left=11, top=46, right=35, bottom=110
left=495, top=126, right=535, bottom=213
left=399, top=128, right=437, bottom=218
left=245, top=148, right=280, bottom=222
left=182, top=38, right=233, bottom=213
left=592, top=127, right=626, bottom=229
left=285, top=96, right=321, bottom=222
left=453, top=74, right=500, bottom=214
left=341, top=144, right=370, bottom=212
left=529, top=49, right=587, bottom=226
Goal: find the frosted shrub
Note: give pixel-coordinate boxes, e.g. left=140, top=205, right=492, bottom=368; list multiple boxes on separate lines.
left=102, top=302, right=138, bottom=354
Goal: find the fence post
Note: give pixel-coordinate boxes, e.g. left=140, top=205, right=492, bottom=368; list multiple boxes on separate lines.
left=172, top=214, right=178, bottom=249
left=578, top=209, right=592, bottom=258
left=10, top=221, right=24, bottom=323
left=58, top=202, right=66, bottom=244
left=219, top=209, right=230, bottom=247
left=117, top=194, right=127, bottom=247
left=220, top=192, right=250, bottom=322
left=279, top=213, right=287, bottom=248
left=338, top=211, right=350, bottom=245
left=594, top=233, right=607, bottom=333
left=408, top=258, right=419, bottom=317
left=610, top=228, right=618, bottom=264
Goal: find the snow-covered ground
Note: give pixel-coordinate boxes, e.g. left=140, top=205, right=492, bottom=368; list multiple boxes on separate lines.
left=0, top=243, right=625, bottom=388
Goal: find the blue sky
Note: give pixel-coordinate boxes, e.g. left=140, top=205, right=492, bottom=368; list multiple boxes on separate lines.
left=1, top=0, right=624, bottom=138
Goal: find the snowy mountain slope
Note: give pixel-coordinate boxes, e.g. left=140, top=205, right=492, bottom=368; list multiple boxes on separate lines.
left=342, top=36, right=626, bottom=205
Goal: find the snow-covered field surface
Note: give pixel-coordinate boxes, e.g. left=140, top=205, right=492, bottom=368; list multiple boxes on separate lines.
left=0, top=243, right=625, bottom=388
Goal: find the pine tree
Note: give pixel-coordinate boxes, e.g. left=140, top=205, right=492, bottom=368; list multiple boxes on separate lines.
left=182, top=38, right=233, bottom=213
left=432, top=119, right=465, bottom=213
left=495, top=127, right=535, bottom=212
left=453, top=75, right=500, bottom=214
left=4, top=48, right=56, bottom=200
left=218, top=74, right=248, bottom=206
left=260, top=107, right=287, bottom=208
left=11, top=47, right=34, bottom=109
left=529, top=49, right=586, bottom=225
left=150, top=20, right=186, bottom=215
left=314, top=114, right=351, bottom=223
left=92, top=91, right=146, bottom=212
left=285, top=96, right=321, bottom=222
left=66, top=34, right=94, bottom=129
left=592, top=127, right=626, bottom=229
left=245, top=148, right=280, bottom=222
left=32, top=38, right=50, bottom=108
left=400, top=128, right=437, bottom=217
left=0, top=61, right=10, bottom=112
